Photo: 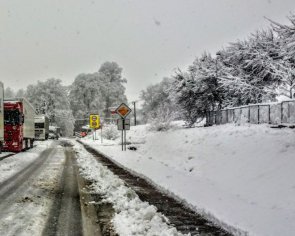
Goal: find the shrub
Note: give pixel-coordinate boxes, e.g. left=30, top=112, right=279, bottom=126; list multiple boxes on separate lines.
left=102, top=124, right=119, bottom=140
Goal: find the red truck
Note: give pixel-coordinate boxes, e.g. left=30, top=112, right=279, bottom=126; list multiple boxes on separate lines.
left=3, top=98, right=35, bottom=152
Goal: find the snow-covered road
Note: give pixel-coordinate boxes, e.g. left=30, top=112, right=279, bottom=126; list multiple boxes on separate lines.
left=0, top=138, right=194, bottom=236
left=0, top=140, right=62, bottom=235
left=0, top=140, right=83, bottom=236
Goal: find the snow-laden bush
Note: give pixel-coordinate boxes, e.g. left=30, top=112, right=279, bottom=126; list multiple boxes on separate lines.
left=102, top=124, right=119, bottom=140
left=148, top=105, right=176, bottom=131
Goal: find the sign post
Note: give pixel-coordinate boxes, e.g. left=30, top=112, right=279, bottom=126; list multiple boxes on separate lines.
left=89, top=114, right=100, bottom=141
left=101, top=124, right=103, bottom=144
left=115, top=103, right=132, bottom=151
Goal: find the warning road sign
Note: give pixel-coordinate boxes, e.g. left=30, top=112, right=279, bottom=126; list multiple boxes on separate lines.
left=89, top=114, right=100, bottom=129
left=115, top=103, right=132, bottom=118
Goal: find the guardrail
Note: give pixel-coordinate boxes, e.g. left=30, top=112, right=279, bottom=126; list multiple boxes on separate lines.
left=206, top=100, right=295, bottom=126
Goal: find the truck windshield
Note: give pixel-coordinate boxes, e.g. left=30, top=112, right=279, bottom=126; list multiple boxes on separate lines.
left=35, top=123, right=45, bottom=128
left=4, top=110, right=21, bottom=125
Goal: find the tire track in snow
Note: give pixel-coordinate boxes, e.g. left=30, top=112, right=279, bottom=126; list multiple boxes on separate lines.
left=42, top=141, right=83, bottom=236
left=0, top=147, right=56, bottom=208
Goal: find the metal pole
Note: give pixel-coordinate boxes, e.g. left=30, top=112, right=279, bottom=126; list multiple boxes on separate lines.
left=123, top=118, right=126, bottom=151
left=121, top=119, right=124, bottom=151
left=101, top=126, right=103, bottom=144
left=124, top=129, right=127, bottom=151
left=133, top=101, right=137, bottom=126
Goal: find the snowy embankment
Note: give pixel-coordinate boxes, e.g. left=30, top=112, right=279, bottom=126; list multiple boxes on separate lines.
left=74, top=142, right=184, bottom=236
left=82, top=123, right=295, bottom=236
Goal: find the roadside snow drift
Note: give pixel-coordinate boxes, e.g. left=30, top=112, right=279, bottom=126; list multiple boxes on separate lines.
left=82, top=123, right=295, bottom=236
left=74, top=142, right=184, bottom=236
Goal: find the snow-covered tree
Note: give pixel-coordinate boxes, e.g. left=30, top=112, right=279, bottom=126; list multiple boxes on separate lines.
left=98, top=61, right=127, bottom=118
left=171, top=53, right=225, bottom=127
left=271, top=14, right=295, bottom=98
left=15, top=89, right=26, bottom=98
left=69, top=73, right=104, bottom=119
left=4, top=87, right=15, bottom=99
left=25, top=78, right=74, bottom=136
left=69, top=61, right=127, bottom=120
left=216, top=30, right=281, bottom=106
left=140, top=77, right=176, bottom=124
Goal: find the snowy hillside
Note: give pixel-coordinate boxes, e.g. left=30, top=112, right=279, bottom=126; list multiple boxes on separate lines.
left=82, top=123, right=295, bottom=236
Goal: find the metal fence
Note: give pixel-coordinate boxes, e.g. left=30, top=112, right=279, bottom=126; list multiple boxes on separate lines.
left=206, top=100, right=295, bottom=126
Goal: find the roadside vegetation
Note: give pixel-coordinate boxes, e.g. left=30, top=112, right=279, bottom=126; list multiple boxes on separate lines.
left=140, top=14, right=295, bottom=127
left=4, top=14, right=295, bottom=131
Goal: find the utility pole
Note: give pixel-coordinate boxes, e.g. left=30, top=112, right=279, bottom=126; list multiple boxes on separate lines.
left=133, top=101, right=137, bottom=126
left=215, top=51, right=221, bottom=78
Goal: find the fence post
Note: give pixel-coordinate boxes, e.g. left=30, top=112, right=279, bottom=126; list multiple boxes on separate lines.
left=240, top=108, right=242, bottom=123
left=226, top=109, right=229, bottom=123
left=268, top=105, right=271, bottom=124
left=281, top=102, right=284, bottom=124
left=248, top=106, right=251, bottom=123
left=287, top=102, right=291, bottom=123
left=217, top=111, right=219, bottom=125
left=257, top=105, right=260, bottom=124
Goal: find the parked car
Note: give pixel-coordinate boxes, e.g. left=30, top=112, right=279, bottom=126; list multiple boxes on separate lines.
left=49, top=126, right=60, bottom=140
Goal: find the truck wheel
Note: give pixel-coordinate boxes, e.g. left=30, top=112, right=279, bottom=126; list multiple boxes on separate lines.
left=30, top=139, right=34, bottom=148
left=25, top=139, right=29, bottom=150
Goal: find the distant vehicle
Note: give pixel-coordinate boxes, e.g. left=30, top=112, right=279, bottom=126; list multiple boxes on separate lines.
left=80, top=126, right=92, bottom=137
left=3, top=98, right=35, bottom=152
left=49, top=126, right=61, bottom=140
left=34, top=115, right=49, bottom=140
left=0, top=82, right=4, bottom=153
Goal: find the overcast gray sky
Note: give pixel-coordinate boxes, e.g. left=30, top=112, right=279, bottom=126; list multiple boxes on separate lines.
left=1, top=0, right=295, bottom=101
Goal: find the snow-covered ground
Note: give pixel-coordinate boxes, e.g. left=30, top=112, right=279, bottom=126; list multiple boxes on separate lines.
left=0, top=140, right=66, bottom=236
left=74, top=142, right=184, bottom=236
left=0, top=141, right=54, bottom=182
left=81, top=123, right=295, bottom=236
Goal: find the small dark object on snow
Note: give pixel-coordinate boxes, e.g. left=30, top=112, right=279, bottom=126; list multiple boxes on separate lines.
left=128, top=146, right=137, bottom=151
left=270, top=124, right=295, bottom=129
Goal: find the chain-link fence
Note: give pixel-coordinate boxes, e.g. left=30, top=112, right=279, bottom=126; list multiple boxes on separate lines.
left=206, top=100, right=295, bottom=126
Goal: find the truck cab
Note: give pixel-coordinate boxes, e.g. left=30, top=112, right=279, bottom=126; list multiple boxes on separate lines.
left=0, top=82, right=4, bottom=153
left=35, top=115, right=49, bottom=140
left=3, top=99, right=35, bottom=152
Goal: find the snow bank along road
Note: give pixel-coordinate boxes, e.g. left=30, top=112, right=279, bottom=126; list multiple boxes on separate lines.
left=78, top=140, right=231, bottom=236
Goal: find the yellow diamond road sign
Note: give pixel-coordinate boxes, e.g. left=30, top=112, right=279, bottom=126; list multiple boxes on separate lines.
left=116, top=103, right=132, bottom=118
